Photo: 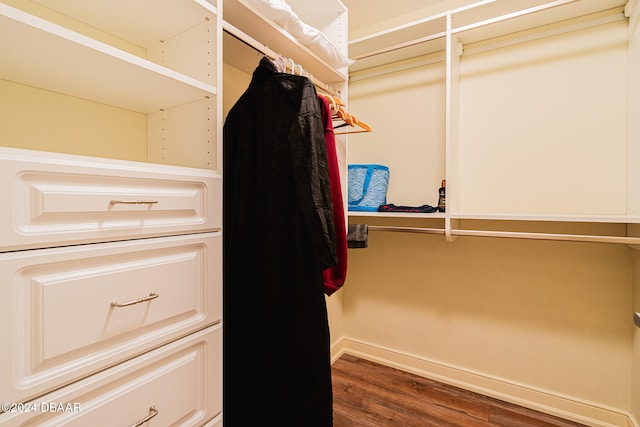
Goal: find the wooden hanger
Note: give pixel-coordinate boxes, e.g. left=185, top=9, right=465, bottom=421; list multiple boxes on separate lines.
left=319, top=93, right=371, bottom=135
left=318, top=93, right=337, bottom=115
left=335, top=106, right=354, bottom=126
left=327, top=94, right=345, bottom=107
left=333, top=106, right=371, bottom=134
left=335, top=119, right=371, bottom=134
left=349, top=115, right=372, bottom=133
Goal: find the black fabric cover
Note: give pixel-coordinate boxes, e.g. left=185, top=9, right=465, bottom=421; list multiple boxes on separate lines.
left=223, top=57, right=336, bottom=426
left=377, top=203, right=438, bottom=213
left=347, top=223, right=369, bottom=248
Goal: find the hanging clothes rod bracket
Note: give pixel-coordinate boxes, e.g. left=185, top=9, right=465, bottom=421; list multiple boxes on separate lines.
left=445, top=218, right=458, bottom=242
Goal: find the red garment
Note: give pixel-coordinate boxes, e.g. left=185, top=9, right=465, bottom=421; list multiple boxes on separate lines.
left=319, top=95, right=347, bottom=295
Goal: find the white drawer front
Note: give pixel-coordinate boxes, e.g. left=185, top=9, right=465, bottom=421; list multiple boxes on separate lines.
left=0, top=147, right=221, bottom=251
left=0, top=233, right=221, bottom=404
left=0, top=326, right=222, bottom=427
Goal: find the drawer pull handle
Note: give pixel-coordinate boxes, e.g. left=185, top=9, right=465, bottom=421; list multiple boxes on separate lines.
left=131, top=406, right=159, bottom=427
left=110, top=200, right=158, bottom=205
left=111, top=292, right=159, bottom=308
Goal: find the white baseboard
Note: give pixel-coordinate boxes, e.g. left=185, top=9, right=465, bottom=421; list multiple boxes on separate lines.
left=331, top=338, right=633, bottom=427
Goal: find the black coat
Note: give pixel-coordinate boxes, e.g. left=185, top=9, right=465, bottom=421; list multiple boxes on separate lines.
left=223, top=57, right=337, bottom=426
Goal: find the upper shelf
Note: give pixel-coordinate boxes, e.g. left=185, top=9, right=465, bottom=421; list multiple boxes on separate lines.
left=29, top=0, right=217, bottom=48
left=0, top=1, right=216, bottom=113
left=285, top=0, right=347, bottom=32
left=223, top=0, right=348, bottom=85
left=349, top=0, right=628, bottom=72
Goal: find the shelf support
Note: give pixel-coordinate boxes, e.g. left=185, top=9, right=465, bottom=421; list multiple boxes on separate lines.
left=445, top=218, right=459, bottom=242
left=445, top=12, right=461, bottom=237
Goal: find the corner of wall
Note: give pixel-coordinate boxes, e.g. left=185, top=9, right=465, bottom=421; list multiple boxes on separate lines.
left=628, top=0, right=640, bottom=421
left=327, top=290, right=345, bottom=353
left=629, top=238, right=640, bottom=426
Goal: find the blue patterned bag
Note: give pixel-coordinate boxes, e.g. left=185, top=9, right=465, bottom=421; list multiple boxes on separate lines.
left=348, top=164, right=390, bottom=211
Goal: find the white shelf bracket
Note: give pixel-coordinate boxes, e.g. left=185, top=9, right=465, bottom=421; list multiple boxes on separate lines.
left=445, top=218, right=459, bottom=242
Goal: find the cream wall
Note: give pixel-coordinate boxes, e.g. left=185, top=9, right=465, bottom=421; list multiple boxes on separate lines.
left=348, top=56, right=447, bottom=207
left=457, top=21, right=627, bottom=216
left=0, top=0, right=149, bottom=164
left=348, top=20, right=629, bottom=217
left=342, top=223, right=632, bottom=418
left=344, top=16, right=635, bottom=426
left=222, top=63, right=250, bottom=118
left=629, top=0, right=640, bottom=423
left=0, top=79, right=147, bottom=162
left=632, top=246, right=640, bottom=426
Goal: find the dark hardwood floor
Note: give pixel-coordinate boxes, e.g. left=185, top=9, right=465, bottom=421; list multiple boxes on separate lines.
left=332, top=354, right=587, bottom=427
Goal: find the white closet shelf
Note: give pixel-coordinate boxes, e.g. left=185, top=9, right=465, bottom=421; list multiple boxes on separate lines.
left=0, top=3, right=216, bottom=114
left=349, top=13, right=447, bottom=61
left=285, top=0, right=347, bottom=30
left=29, top=0, right=217, bottom=48
left=348, top=0, right=627, bottom=72
left=223, top=0, right=347, bottom=85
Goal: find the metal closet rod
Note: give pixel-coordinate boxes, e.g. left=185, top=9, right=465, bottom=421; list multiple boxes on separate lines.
left=367, top=225, right=640, bottom=245
left=222, top=24, right=339, bottom=96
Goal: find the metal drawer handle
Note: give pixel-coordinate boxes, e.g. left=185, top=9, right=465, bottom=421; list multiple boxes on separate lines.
left=109, top=200, right=158, bottom=205
left=131, top=406, right=159, bottom=427
left=111, top=292, right=159, bottom=308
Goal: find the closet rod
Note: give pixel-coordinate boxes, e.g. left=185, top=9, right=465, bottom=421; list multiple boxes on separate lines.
left=351, top=0, right=577, bottom=61
left=222, top=23, right=339, bottom=96
left=368, top=226, right=640, bottom=245
left=454, top=229, right=640, bottom=245
left=368, top=225, right=445, bottom=235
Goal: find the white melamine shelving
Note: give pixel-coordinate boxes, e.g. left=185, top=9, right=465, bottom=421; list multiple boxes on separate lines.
left=1, top=0, right=221, bottom=170
left=347, top=0, right=637, bottom=238
left=0, top=2, right=215, bottom=114
left=223, top=0, right=348, bottom=88
left=1, top=1, right=223, bottom=424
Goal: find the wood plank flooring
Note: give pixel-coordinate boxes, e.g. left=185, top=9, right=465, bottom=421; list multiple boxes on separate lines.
left=332, top=354, right=587, bottom=427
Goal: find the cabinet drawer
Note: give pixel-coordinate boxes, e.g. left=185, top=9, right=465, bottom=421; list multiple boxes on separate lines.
left=0, top=147, right=221, bottom=251
left=0, top=325, right=222, bottom=427
left=0, top=233, right=221, bottom=404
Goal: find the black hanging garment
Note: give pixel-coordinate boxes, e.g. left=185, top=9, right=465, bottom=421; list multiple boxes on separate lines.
left=223, top=57, right=337, bottom=426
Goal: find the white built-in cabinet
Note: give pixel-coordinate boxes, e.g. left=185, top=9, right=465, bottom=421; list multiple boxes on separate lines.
left=347, top=0, right=640, bottom=244
left=0, top=0, right=350, bottom=424
left=0, top=0, right=223, bottom=425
